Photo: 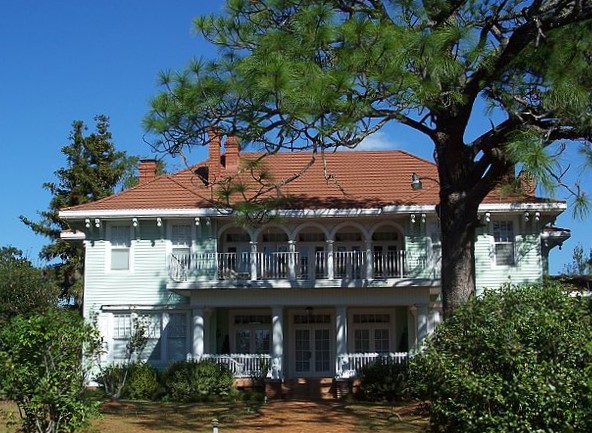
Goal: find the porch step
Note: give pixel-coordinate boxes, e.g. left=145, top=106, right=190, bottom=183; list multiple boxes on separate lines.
left=282, top=378, right=336, bottom=400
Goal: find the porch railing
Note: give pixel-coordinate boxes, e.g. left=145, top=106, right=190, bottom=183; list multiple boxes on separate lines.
left=169, top=249, right=438, bottom=282
left=193, top=354, right=271, bottom=378
left=337, top=352, right=409, bottom=378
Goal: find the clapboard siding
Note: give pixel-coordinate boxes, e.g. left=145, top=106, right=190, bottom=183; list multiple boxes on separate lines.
left=474, top=225, right=542, bottom=295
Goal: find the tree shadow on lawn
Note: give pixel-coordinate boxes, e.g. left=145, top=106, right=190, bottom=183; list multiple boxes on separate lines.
left=94, top=399, right=428, bottom=433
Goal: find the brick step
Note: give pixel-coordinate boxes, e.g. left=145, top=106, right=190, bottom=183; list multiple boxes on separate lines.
left=282, top=378, right=336, bottom=400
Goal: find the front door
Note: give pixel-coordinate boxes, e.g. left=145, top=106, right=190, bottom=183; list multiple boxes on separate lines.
left=293, top=314, right=333, bottom=377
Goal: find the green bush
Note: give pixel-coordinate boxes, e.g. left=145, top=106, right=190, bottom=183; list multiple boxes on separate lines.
left=163, top=360, right=236, bottom=402
left=96, top=363, right=127, bottom=399
left=124, top=363, right=161, bottom=400
left=357, top=359, right=409, bottom=402
left=410, top=283, right=592, bottom=433
left=0, top=308, right=102, bottom=433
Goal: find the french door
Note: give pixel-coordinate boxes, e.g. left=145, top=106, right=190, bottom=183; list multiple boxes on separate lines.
left=293, top=314, right=333, bottom=377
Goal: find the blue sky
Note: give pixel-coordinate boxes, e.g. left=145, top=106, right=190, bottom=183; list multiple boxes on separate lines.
left=0, top=1, right=589, bottom=273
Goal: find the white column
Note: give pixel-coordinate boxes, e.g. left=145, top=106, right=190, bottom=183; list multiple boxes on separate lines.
left=192, top=307, right=205, bottom=358
left=416, top=303, right=428, bottom=346
left=407, top=305, right=417, bottom=351
left=428, top=304, right=441, bottom=336
left=250, top=241, right=258, bottom=281
left=288, top=240, right=297, bottom=281
left=271, top=306, right=284, bottom=380
left=335, top=305, right=348, bottom=377
left=365, top=239, right=373, bottom=279
left=326, top=240, right=335, bottom=280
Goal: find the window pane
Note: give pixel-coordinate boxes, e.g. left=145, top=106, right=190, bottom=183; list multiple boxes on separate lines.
left=354, top=329, right=370, bottom=352
left=236, top=330, right=251, bottom=353
left=172, top=224, right=192, bottom=246
left=111, top=226, right=130, bottom=247
left=254, top=330, right=270, bottom=354
left=496, top=243, right=514, bottom=265
left=374, top=329, right=390, bottom=353
left=111, top=249, right=130, bottom=270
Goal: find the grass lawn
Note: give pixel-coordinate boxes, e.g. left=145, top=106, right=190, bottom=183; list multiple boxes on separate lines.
left=1, top=399, right=428, bottom=433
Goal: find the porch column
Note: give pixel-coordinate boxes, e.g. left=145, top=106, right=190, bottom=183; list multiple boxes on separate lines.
left=428, top=304, right=441, bottom=336
left=250, top=241, right=258, bottom=281
left=192, top=307, right=205, bottom=358
left=365, top=239, right=373, bottom=279
left=416, top=303, right=428, bottom=346
left=326, top=240, right=335, bottom=280
left=335, top=305, right=348, bottom=377
left=271, top=306, right=284, bottom=380
left=288, top=240, right=297, bottom=281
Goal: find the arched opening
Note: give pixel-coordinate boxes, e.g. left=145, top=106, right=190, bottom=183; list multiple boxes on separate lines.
left=372, top=227, right=403, bottom=278
left=334, top=225, right=365, bottom=279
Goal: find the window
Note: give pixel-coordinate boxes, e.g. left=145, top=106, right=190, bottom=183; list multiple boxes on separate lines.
left=110, top=225, right=131, bottom=270
left=167, top=313, right=187, bottom=361
left=112, top=313, right=132, bottom=360
left=493, top=220, right=515, bottom=266
left=231, top=313, right=272, bottom=354
left=171, top=224, right=192, bottom=256
left=112, top=311, right=188, bottom=363
left=351, top=313, right=391, bottom=353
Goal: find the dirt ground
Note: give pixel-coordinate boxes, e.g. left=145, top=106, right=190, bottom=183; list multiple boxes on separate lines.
left=232, top=400, right=361, bottom=433
left=1, top=399, right=428, bottom=433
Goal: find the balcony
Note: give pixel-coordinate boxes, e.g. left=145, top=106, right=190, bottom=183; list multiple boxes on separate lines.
left=169, top=249, right=439, bottom=285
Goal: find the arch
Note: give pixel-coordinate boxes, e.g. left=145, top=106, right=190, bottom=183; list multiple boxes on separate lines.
left=330, top=221, right=370, bottom=241
left=217, top=223, right=254, bottom=242
left=369, top=221, right=406, bottom=240
left=254, top=223, right=291, bottom=243
left=292, top=222, right=331, bottom=240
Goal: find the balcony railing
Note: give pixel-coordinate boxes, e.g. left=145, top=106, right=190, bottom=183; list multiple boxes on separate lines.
left=169, top=249, right=439, bottom=283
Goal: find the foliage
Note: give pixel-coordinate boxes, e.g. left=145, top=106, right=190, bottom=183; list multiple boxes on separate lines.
left=409, top=283, right=592, bottom=433
left=97, top=317, right=149, bottom=400
left=20, top=115, right=132, bottom=309
left=162, top=360, right=236, bottom=402
left=563, top=243, right=592, bottom=275
left=0, top=308, right=103, bottom=433
left=357, top=360, right=409, bottom=402
left=124, top=363, right=161, bottom=400
left=0, top=246, right=59, bottom=325
left=145, top=0, right=592, bottom=316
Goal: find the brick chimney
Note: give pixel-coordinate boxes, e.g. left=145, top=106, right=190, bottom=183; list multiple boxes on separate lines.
left=224, top=136, right=240, bottom=172
left=518, top=170, right=536, bottom=196
left=138, top=159, right=157, bottom=185
left=208, top=128, right=221, bottom=183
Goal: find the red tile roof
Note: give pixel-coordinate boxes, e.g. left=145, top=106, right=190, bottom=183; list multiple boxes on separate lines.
left=61, top=149, right=539, bottom=213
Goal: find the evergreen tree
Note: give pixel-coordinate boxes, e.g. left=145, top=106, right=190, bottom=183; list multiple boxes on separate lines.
left=145, top=0, right=592, bottom=317
left=563, top=244, right=592, bottom=275
left=21, top=115, right=129, bottom=309
left=0, top=246, right=59, bottom=325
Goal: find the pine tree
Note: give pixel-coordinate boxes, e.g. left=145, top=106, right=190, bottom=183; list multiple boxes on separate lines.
left=21, top=115, right=129, bottom=309
left=145, top=1, right=592, bottom=318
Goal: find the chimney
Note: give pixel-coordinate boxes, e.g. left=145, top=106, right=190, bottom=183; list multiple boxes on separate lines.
left=208, top=128, right=221, bottom=183
left=138, top=159, right=157, bottom=185
left=224, top=136, right=240, bottom=172
left=518, top=170, right=536, bottom=196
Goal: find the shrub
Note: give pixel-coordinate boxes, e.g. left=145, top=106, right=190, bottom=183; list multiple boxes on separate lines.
left=163, top=360, right=236, bottom=402
left=124, top=363, right=160, bottom=400
left=410, top=283, right=592, bottom=433
left=0, top=308, right=102, bottom=433
left=357, top=360, right=409, bottom=402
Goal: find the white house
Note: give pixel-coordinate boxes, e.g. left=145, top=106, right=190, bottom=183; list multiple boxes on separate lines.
left=59, top=133, right=569, bottom=396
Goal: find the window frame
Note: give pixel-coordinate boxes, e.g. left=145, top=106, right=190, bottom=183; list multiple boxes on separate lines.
left=107, top=223, right=133, bottom=272
left=492, top=219, right=516, bottom=267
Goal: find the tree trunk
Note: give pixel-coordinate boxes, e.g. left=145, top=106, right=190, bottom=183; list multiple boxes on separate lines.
left=439, top=199, right=478, bottom=319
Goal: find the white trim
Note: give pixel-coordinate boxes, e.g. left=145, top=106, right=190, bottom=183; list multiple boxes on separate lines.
left=60, top=200, right=566, bottom=221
